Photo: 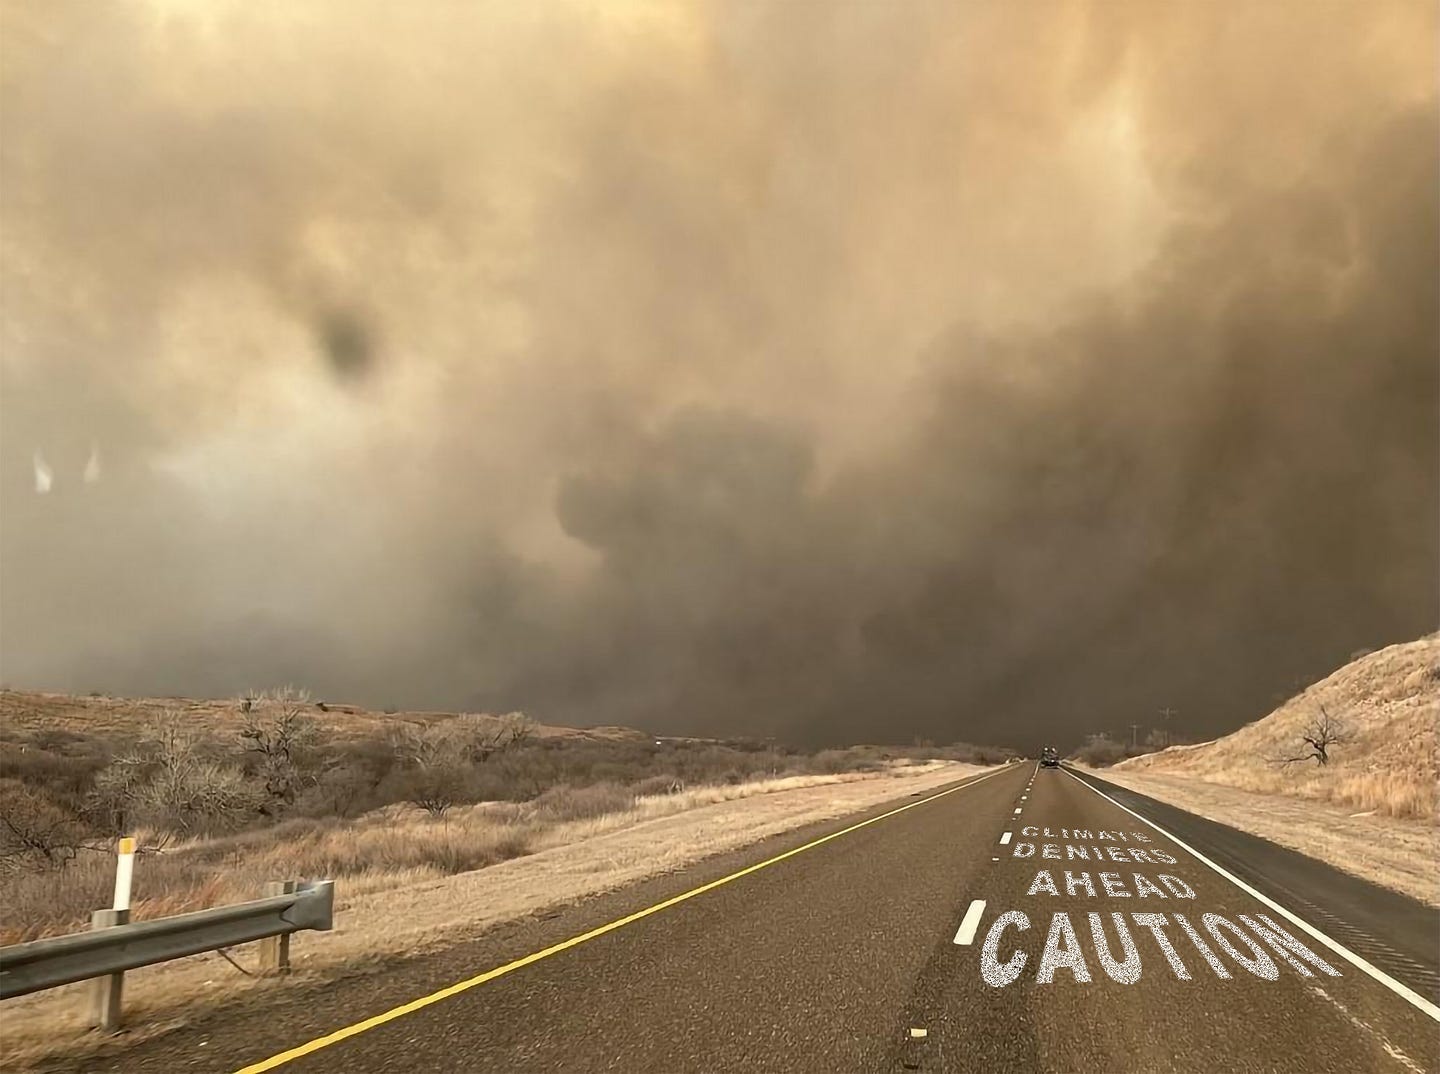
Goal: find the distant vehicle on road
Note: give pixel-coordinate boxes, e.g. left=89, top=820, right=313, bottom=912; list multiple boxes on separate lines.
left=1040, top=746, right=1061, bottom=768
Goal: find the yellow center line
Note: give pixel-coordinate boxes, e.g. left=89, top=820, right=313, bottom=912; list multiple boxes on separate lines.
left=234, top=763, right=1015, bottom=1072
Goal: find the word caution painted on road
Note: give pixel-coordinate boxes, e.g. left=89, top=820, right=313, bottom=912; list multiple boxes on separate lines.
left=976, top=824, right=1342, bottom=988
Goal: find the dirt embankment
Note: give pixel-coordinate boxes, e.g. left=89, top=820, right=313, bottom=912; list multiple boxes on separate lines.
left=1102, top=635, right=1437, bottom=906
left=1115, top=635, right=1438, bottom=820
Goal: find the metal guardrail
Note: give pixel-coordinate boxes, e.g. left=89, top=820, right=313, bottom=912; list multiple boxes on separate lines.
left=0, top=880, right=334, bottom=1002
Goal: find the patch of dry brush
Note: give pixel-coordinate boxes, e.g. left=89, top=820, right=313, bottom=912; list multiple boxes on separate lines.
left=0, top=690, right=1013, bottom=944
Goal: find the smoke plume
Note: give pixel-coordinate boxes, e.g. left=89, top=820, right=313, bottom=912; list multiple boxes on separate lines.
left=2, top=0, right=1435, bottom=748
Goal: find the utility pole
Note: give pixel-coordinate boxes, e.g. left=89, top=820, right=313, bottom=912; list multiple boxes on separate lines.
left=1129, top=723, right=1141, bottom=749
left=1159, top=707, right=1176, bottom=747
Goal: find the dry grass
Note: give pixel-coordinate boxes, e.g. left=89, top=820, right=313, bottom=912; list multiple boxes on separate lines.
left=1099, top=635, right=1438, bottom=907
left=1095, top=767, right=1439, bottom=908
left=1, top=814, right=533, bottom=946
left=1116, top=635, right=1438, bottom=820
left=0, top=689, right=626, bottom=744
left=0, top=760, right=982, bottom=1070
left=1, top=767, right=949, bottom=945
left=4, top=685, right=1014, bottom=948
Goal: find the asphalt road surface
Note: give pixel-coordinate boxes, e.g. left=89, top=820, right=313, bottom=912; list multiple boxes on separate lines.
left=58, top=762, right=1440, bottom=1073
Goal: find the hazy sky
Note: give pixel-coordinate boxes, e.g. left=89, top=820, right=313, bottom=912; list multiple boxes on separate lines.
left=2, top=0, right=1435, bottom=748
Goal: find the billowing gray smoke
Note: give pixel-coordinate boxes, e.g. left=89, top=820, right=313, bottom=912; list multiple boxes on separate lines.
left=2, top=1, right=1435, bottom=748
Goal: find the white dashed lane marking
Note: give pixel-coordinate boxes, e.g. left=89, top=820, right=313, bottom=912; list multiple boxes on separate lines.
left=953, top=900, right=987, bottom=946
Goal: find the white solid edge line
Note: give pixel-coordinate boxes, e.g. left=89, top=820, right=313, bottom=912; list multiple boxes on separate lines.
left=1062, top=768, right=1440, bottom=1023
left=1000, top=831, right=1013, bottom=845
left=954, top=899, right=987, bottom=945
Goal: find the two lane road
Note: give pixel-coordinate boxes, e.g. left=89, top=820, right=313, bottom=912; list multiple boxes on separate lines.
left=79, top=762, right=1439, bottom=1073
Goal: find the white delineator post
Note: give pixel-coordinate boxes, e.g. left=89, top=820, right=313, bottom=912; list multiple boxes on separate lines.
left=113, top=836, right=136, bottom=911
left=89, top=836, right=136, bottom=1032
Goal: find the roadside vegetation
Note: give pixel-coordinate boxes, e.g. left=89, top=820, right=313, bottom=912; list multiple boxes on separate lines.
left=1113, top=635, right=1437, bottom=821
left=0, top=688, right=1013, bottom=944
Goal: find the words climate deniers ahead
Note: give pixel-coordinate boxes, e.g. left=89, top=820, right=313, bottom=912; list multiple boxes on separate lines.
left=979, top=826, right=1342, bottom=988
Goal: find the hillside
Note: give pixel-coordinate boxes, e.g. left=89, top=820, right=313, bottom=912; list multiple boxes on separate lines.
left=1115, top=634, right=1439, bottom=820
left=0, top=689, right=647, bottom=744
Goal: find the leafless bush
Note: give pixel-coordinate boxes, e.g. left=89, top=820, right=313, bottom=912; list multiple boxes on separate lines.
left=528, top=783, right=636, bottom=822
left=389, top=714, right=537, bottom=818
left=632, top=774, right=686, bottom=797
left=389, top=724, right=467, bottom=818
left=240, top=687, right=319, bottom=816
left=393, top=766, right=463, bottom=820
left=498, top=712, right=535, bottom=749
left=1073, top=734, right=1127, bottom=767
left=294, top=760, right=383, bottom=818
left=813, top=748, right=858, bottom=774
left=453, top=712, right=535, bottom=761
left=93, top=716, right=259, bottom=835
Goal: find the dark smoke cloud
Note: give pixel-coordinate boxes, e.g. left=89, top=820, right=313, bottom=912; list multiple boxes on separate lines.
left=1, top=0, right=1435, bottom=749
left=318, top=311, right=377, bottom=382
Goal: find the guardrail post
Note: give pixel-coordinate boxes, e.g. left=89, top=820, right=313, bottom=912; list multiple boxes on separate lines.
left=258, top=881, right=296, bottom=975
left=87, top=909, right=128, bottom=1032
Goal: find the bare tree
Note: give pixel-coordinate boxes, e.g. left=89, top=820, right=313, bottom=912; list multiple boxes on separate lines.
left=0, top=780, right=93, bottom=870
left=396, top=722, right=458, bottom=768
left=500, top=712, right=534, bottom=749
left=393, top=723, right=465, bottom=818
left=455, top=712, right=534, bottom=762
left=1273, top=705, right=1350, bottom=766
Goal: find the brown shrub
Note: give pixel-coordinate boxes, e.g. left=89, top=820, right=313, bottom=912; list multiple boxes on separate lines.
left=632, top=774, right=686, bottom=797
left=528, top=783, right=636, bottom=822
left=1073, top=735, right=1128, bottom=767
